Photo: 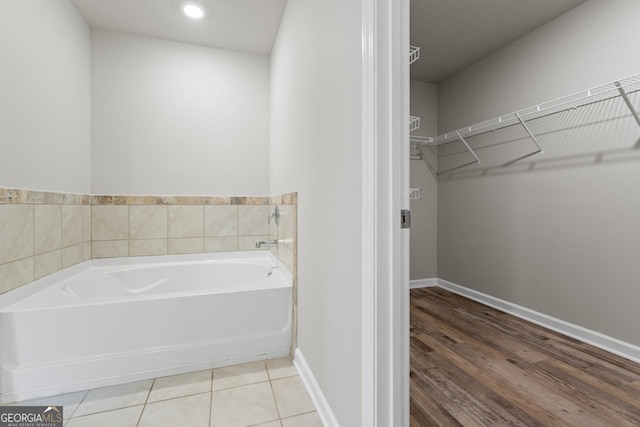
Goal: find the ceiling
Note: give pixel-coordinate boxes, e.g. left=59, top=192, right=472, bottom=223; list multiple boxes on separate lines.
left=71, top=0, right=287, bottom=55
left=411, top=0, right=588, bottom=83
left=71, top=0, right=588, bottom=72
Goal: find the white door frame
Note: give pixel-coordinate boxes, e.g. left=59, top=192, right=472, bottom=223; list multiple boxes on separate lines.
left=361, top=0, right=410, bottom=425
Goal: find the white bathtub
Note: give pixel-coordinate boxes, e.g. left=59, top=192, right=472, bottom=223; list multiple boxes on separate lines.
left=0, top=251, right=292, bottom=403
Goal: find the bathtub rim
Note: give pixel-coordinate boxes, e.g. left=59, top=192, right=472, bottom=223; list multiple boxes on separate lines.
left=0, top=251, right=292, bottom=312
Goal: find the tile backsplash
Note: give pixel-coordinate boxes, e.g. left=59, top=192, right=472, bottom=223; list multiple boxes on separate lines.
left=0, top=189, right=297, bottom=294
left=0, top=192, right=91, bottom=294
left=90, top=198, right=282, bottom=260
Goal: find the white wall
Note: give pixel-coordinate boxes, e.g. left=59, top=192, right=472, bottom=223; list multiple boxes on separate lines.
left=410, top=81, right=438, bottom=280
left=91, top=30, right=271, bottom=196
left=270, top=0, right=362, bottom=425
left=0, top=0, right=91, bottom=193
left=438, top=0, right=640, bottom=345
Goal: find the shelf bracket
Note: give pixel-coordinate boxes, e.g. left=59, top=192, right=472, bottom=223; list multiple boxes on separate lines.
left=501, top=113, right=545, bottom=166
left=412, top=140, right=438, bottom=178
left=516, top=112, right=544, bottom=155
left=456, top=131, right=481, bottom=164
left=615, top=81, right=640, bottom=128
left=436, top=131, right=480, bottom=175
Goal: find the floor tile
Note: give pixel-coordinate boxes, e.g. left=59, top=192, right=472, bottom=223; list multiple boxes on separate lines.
left=266, top=357, right=298, bottom=380
left=212, top=361, right=269, bottom=390
left=66, top=406, right=142, bottom=427
left=147, top=370, right=211, bottom=402
left=281, top=412, right=323, bottom=427
left=211, top=382, right=279, bottom=427
left=73, top=380, right=152, bottom=416
left=271, top=376, right=315, bottom=418
left=19, top=390, right=87, bottom=420
left=252, top=421, right=282, bottom=427
left=139, top=393, right=210, bottom=427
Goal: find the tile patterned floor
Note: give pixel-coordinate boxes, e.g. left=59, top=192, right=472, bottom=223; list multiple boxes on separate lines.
left=12, top=358, right=323, bottom=427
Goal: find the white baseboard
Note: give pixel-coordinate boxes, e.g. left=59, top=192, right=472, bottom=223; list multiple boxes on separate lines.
left=293, top=348, right=340, bottom=427
left=409, top=278, right=438, bottom=289
left=429, top=278, right=640, bottom=364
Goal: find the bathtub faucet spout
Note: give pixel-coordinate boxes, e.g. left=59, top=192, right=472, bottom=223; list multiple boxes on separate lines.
left=256, top=240, right=278, bottom=248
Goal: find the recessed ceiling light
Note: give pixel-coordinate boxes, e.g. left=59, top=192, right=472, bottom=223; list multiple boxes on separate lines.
left=183, top=3, right=205, bottom=19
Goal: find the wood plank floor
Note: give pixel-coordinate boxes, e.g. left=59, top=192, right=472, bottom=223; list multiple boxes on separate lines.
left=410, top=287, right=640, bottom=427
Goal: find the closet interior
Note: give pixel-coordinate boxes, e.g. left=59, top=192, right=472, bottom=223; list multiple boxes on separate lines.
left=407, top=0, right=640, bottom=425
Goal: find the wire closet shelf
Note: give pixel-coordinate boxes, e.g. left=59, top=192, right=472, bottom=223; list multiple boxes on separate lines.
left=410, top=72, right=640, bottom=174
left=410, top=46, right=420, bottom=65
left=409, top=116, right=421, bottom=133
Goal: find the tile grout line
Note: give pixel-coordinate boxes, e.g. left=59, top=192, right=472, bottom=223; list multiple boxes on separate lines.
left=135, top=378, right=155, bottom=427
left=200, top=205, right=204, bottom=252
left=202, top=205, right=206, bottom=254
left=267, top=360, right=284, bottom=423
left=1, top=253, right=42, bottom=268
left=72, top=388, right=214, bottom=419
left=89, top=204, right=93, bottom=260
left=146, top=389, right=213, bottom=405
left=236, top=204, right=240, bottom=252
left=127, top=205, right=132, bottom=257
left=213, top=378, right=273, bottom=393
left=268, top=373, right=299, bottom=381
left=71, top=403, right=144, bottom=420
left=246, top=418, right=282, bottom=427
left=127, top=205, right=130, bottom=257
left=65, top=389, right=89, bottom=420
left=166, top=206, right=171, bottom=254
left=279, top=409, right=318, bottom=422
left=266, top=360, right=273, bottom=382
left=163, top=206, right=167, bottom=256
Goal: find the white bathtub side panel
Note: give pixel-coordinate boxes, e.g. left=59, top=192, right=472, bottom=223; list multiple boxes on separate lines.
left=1, top=288, right=291, bottom=401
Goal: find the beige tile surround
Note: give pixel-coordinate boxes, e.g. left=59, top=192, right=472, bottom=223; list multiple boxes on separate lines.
left=0, top=189, right=297, bottom=296
left=1, top=189, right=300, bottom=406
left=0, top=191, right=91, bottom=294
